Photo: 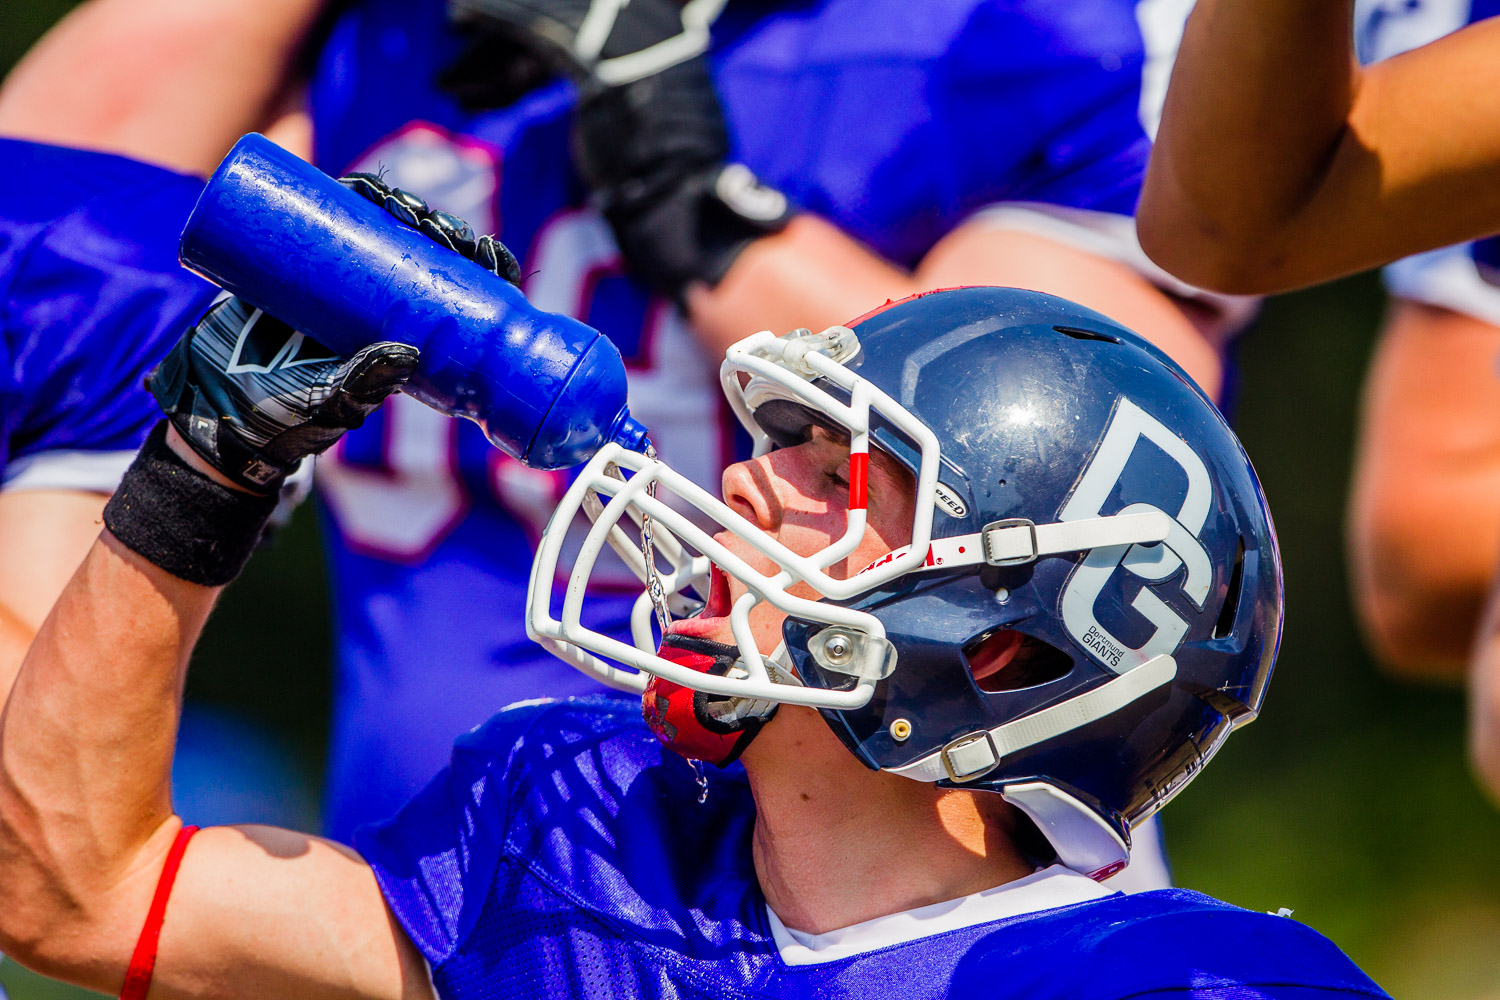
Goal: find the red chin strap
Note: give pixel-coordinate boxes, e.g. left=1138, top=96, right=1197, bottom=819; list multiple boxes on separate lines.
left=642, top=638, right=776, bottom=767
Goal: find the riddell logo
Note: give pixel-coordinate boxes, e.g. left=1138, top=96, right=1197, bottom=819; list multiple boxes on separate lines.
left=859, top=543, right=938, bottom=575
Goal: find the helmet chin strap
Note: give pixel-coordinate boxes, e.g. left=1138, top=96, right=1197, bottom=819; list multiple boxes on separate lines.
left=860, top=509, right=1174, bottom=576
left=886, top=655, right=1178, bottom=786
left=883, top=654, right=1177, bottom=882
left=642, top=638, right=795, bottom=767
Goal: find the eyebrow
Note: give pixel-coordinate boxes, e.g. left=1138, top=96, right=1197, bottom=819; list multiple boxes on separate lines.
left=807, top=423, right=852, bottom=448
left=808, top=424, right=913, bottom=491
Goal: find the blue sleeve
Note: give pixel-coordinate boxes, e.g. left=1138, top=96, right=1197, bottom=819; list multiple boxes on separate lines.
left=355, top=700, right=556, bottom=964
left=1473, top=236, right=1500, bottom=278
left=0, top=140, right=215, bottom=478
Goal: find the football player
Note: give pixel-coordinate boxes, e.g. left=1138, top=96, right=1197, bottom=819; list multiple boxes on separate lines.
left=0, top=282, right=1388, bottom=999
left=0, top=144, right=213, bottom=689
left=4, top=0, right=1252, bottom=862
left=0, top=0, right=324, bottom=693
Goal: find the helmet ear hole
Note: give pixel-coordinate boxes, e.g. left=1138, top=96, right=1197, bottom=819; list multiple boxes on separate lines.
left=1212, top=537, right=1247, bottom=640
left=966, top=629, right=1073, bottom=693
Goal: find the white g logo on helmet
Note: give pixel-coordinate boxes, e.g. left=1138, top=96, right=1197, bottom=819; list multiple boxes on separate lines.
left=1058, top=397, right=1214, bottom=674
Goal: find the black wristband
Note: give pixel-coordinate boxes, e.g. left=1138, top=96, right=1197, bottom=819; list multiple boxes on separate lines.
left=103, top=423, right=280, bottom=587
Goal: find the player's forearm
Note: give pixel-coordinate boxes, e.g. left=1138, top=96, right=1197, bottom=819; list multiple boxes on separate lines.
left=1138, top=0, right=1360, bottom=291
left=0, top=0, right=324, bottom=175
left=0, top=528, right=216, bottom=970
left=684, top=215, right=920, bottom=357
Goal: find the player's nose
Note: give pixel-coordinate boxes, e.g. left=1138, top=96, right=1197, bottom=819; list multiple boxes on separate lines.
left=721, top=456, right=783, bottom=533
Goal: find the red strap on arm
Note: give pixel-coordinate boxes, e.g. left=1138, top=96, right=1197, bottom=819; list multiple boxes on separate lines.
left=120, top=824, right=199, bottom=1000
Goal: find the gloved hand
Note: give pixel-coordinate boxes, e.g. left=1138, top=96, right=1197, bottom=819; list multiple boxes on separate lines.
left=442, top=0, right=725, bottom=106
left=442, top=0, right=793, bottom=302
left=149, top=172, right=522, bottom=495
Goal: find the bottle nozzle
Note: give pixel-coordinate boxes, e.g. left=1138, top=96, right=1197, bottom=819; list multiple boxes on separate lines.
left=611, top=413, right=652, bottom=454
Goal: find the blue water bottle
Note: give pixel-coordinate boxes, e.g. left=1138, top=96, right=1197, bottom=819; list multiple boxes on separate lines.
left=179, top=133, right=648, bottom=470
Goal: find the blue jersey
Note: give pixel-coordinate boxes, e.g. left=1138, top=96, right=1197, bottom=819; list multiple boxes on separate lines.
left=0, top=139, right=213, bottom=491
left=310, top=0, right=1184, bottom=841
left=359, top=699, right=1388, bottom=1000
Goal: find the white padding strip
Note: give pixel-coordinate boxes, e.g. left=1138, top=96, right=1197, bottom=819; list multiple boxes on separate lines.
left=2, top=449, right=134, bottom=494
left=889, top=655, right=1178, bottom=783
left=991, top=511, right=1172, bottom=563
left=965, top=202, right=1261, bottom=337
left=1384, top=244, right=1500, bottom=327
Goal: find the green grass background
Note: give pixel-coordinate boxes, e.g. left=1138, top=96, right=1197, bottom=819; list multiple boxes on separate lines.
left=4, top=6, right=1498, bottom=997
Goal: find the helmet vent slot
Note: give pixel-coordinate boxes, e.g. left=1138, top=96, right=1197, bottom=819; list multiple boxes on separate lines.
left=1053, top=325, right=1121, bottom=344
left=968, top=629, right=1073, bottom=693
left=1212, top=537, right=1247, bottom=640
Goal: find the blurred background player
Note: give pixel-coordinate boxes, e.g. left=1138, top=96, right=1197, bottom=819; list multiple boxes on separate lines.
left=0, top=3, right=340, bottom=838
left=0, top=134, right=212, bottom=1000
left=0, top=138, right=212, bottom=686
left=1137, top=0, right=1500, bottom=800
left=0, top=0, right=1248, bottom=869
left=1345, top=0, right=1500, bottom=783
left=309, top=0, right=1255, bottom=846
left=0, top=50, right=290, bottom=996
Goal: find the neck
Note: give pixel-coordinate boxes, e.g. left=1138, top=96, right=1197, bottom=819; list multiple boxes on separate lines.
left=739, top=707, right=1036, bottom=934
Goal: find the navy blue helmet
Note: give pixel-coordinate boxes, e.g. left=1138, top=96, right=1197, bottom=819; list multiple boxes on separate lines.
left=529, top=286, right=1282, bottom=878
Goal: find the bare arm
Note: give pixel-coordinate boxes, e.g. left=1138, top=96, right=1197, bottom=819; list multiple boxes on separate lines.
left=683, top=216, right=916, bottom=357
left=0, top=0, right=323, bottom=175
left=687, top=214, right=1225, bottom=399
left=0, top=435, right=429, bottom=999
left=1138, top=1, right=1500, bottom=293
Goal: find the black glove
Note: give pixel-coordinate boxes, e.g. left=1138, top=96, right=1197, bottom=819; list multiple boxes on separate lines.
left=442, top=0, right=717, bottom=108
left=147, top=297, right=418, bottom=494
left=149, top=173, right=522, bottom=494
left=340, top=172, right=524, bottom=285
left=442, top=0, right=794, bottom=301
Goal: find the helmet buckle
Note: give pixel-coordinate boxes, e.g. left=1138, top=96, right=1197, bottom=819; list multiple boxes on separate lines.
left=982, top=518, right=1040, bottom=566
left=941, top=731, right=1000, bottom=782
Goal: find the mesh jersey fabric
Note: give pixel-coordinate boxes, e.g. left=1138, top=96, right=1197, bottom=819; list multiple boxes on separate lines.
left=359, top=698, right=1390, bottom=999
left=0, top=139, right=214, bottom=487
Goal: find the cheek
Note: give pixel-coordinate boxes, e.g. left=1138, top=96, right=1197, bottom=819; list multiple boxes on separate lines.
left=850, top=490, right=917, bottom=571
left=782, top=487, right=914, bottom=581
